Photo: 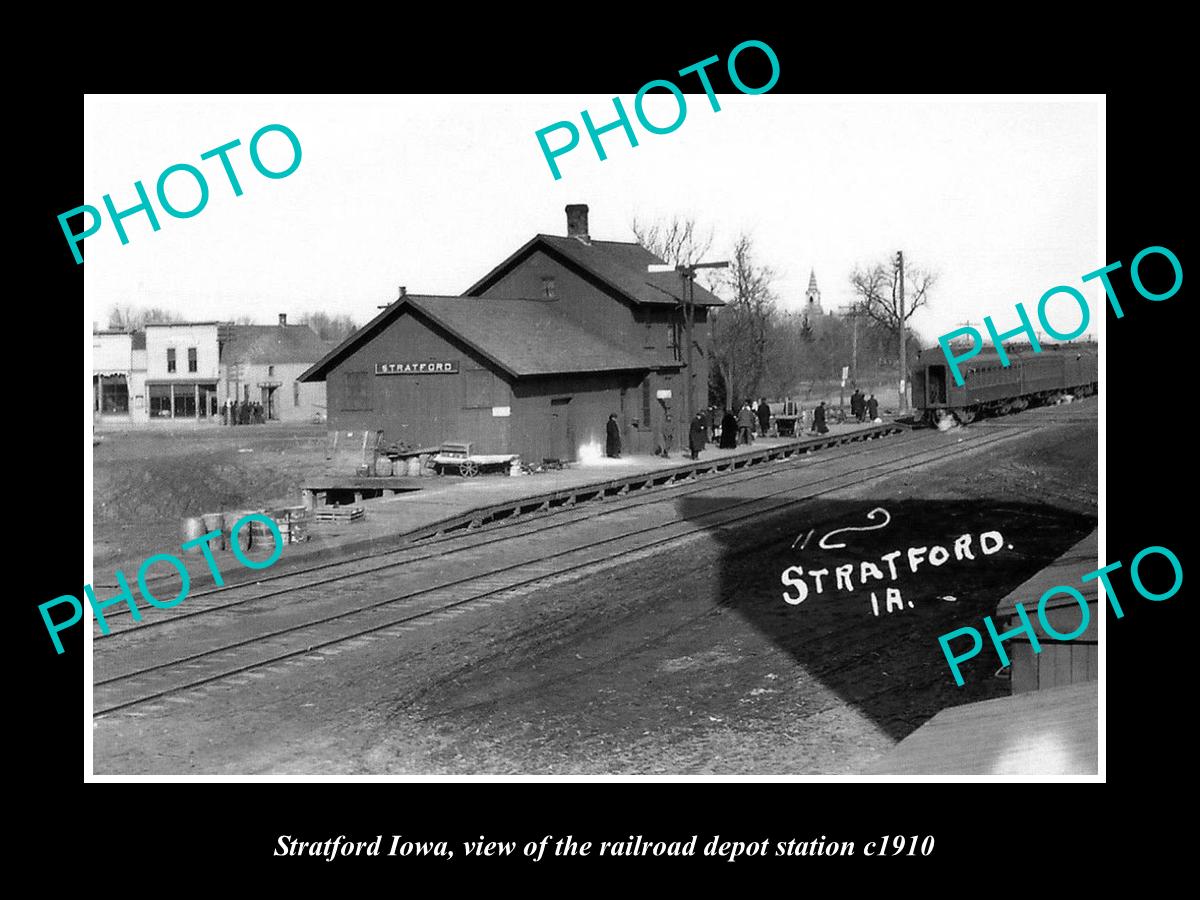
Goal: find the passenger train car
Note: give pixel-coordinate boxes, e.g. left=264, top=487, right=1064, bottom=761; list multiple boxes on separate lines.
left=912, top=342, right=1097, bottom=425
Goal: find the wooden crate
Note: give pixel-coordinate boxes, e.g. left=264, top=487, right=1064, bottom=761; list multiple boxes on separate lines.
left=311, top=506, right=364, bottom=523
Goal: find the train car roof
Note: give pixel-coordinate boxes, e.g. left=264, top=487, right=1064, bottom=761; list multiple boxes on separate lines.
left=916, top=342, right=1097, bottom=365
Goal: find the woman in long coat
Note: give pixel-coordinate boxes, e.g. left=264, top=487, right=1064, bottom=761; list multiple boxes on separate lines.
left=688, top=412, right=707, bottom=460
left=605, top=413, right=622, bottom=458
left=720, top=410, right=738, bottom=448
left=812, top=401, right=829, bottom=434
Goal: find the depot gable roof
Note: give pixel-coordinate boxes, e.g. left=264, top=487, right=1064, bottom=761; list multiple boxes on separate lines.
left=464, top=234, right=725, bottom=308
left=299, top=295, right=659, bottom=382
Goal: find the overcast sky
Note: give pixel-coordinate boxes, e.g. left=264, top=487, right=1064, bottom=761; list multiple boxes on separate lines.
left=83, top=95, right=1101, bottom=344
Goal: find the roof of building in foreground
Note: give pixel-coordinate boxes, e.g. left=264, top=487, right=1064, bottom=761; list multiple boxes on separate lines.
left=299, top=295, right=668, bottom=382
left=465, top=234, right=725, bottom=308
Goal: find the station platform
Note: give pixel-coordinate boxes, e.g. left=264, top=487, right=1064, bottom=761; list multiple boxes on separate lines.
left=97, top=419, right=902, bottom=592
left=865, top=680, right=1097, bottom=775
left=867, top=529, right=1100, bottom=776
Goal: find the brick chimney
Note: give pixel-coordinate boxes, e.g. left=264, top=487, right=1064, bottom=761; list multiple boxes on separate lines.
left=399, top=285, right=407, bottom=299
left=278, top=313, right=287, bottom=326
left=565, top=204, right=590, bottom=241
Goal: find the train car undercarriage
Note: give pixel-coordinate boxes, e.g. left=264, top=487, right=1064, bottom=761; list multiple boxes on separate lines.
left=926, top=381, right=1098, bottom=426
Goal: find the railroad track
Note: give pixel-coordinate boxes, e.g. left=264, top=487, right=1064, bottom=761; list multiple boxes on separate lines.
left=94, top=424, right=1039, bottom=717
left=93, top=425, right=914, bottom=638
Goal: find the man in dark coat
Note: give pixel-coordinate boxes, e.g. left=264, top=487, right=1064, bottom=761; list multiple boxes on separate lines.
left=720, top=410, right=738, bottom=448
left=688, top=412, right=707, bottom=460
left=813, top=401, right=829, bottom=434
left=757, top=398, right=771, bottom=437
left=867, top=394, right=879, bottom=420
left=605, top=413, right=622, bottom=458
left=850, top=389, right=862, bottom=422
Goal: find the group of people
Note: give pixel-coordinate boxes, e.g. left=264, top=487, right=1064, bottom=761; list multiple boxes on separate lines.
left=222, top=399, right=266, bottom=426
left=849, top=389, right=879, bottom=423
left=606, top=411, right=711, bottom=461
left=604, top=391, right=882, bottom=462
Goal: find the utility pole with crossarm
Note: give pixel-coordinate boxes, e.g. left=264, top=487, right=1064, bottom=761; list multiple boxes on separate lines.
left=649, top=260, right=729, bottom=428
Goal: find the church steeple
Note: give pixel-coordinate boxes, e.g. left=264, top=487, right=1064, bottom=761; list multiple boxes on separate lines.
left=804, top=270, right=823, bottom=316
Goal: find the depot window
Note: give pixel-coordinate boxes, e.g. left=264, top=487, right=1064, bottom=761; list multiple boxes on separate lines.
left=188, top=347, right=197, bottom=372
left=343, top=371, right=370, bottom=410
left=167, top=347, right=176, bottom=373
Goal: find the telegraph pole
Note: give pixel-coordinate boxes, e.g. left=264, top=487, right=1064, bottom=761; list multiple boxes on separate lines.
left=650, top=260, right=729, bottom=431
left=837, top=301, right=862, bottom=387
left=897, top=250, right=907, bottom=412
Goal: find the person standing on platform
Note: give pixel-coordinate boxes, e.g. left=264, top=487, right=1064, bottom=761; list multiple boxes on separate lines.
left=221, top=399, right=229, bottom=426
left=720, top=409, right=738, bottom=449
left=737, top=402, right=756, bottom=445
left=688, top=411, right=707, bottom=460
left=813, top=401, right=829, bottom=434
left=867, top=394, right=879, bottom=421
left=654, top=416, right=671, bottom=458
left=606, top=413, right=622, bottom=458
left=757, top=398, right=771, bottom=437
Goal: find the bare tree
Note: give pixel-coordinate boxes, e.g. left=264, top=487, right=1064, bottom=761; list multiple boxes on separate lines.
left=107, top=305, right=187, bottom=330
left=299, top=311, right=359, bottom=343
left=849, top=255, right=937, bottom=408
left=710, top=233, right=778, bottom=408
left=630, top=215, right=714, bottom=268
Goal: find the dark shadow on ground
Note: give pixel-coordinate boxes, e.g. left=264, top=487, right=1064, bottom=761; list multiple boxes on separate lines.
left=674, top=494, right=1095, bottom=741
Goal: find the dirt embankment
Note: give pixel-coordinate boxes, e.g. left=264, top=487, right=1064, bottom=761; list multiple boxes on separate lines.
left=92, top=426, right=328, bottom=570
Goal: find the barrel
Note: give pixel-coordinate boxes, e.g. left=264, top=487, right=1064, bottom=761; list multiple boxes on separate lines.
left=181, top=516, right=206, bottom=544
left=202, top=513, right=226, bottom=550
left=224, top=510, right=254, bottom=552
left=249, top=511, right=283, bottom=549
left=407, top=456, right=422, bottom=477
left=375, top=454, right=393, bottom=476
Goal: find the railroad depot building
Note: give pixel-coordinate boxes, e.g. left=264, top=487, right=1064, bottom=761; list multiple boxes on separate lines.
left=300, top=205, right=724, bottom=462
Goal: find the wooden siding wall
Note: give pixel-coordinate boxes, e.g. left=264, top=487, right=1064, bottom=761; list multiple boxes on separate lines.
left=476, top=248, right=712, bottom=450
left=325, top=309, right=512, bottom=452
left=477, top=250, right=638, bottom=351
left=1008, top=600, right=1098, bottom=694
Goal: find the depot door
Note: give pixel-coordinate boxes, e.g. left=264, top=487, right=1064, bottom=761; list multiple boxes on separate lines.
left=549, top=397, right=574, bottom=461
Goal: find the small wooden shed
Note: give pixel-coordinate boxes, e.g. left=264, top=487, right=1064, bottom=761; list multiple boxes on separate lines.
left=995, top=529, right=1098, bottom=693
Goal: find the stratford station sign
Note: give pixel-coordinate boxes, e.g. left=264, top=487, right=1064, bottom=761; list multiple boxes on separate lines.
left=374, top=360, right=459, bottom=375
